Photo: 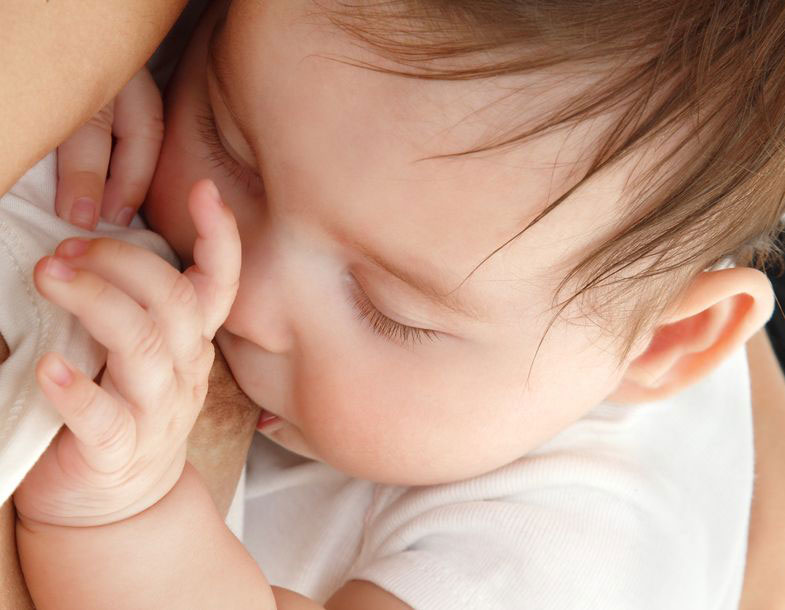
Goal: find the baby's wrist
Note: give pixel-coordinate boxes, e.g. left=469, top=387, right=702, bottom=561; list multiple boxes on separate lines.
left=15, top=463, right=231, bottom=609
left=15, top=460, right=207, bottom=535
left=14, top=453, right=189, bottom=531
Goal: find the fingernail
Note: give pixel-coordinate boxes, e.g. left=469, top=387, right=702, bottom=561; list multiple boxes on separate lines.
left=45, top=257, right=76, bottom=281
left=45, top=356, right=73, bottom=387
left=114, top=206, right=134, bottom=226
left=70, top=197, right=96, bottom=229
left=59, top=238, right=90, bottom=258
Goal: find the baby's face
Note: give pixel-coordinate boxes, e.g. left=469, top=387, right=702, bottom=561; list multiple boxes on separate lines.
left=146, top=0, right=651, bottom=485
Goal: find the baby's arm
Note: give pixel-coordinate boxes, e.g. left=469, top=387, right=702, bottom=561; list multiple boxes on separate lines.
left=19, top=462, right=272, bottom=610
left=0, top=336, right=258, bottom=609
left=11, top=179, right=276, bottom=609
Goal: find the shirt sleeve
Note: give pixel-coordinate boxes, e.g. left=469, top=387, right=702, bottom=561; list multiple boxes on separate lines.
left=0, top=152, right=178, bottom=504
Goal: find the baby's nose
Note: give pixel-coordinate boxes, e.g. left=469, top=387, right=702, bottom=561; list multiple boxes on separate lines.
left=226, top=272, right=293, bottom=355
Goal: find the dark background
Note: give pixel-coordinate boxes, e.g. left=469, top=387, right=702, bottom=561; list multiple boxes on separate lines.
left=766, top=267, right=785, bottom=371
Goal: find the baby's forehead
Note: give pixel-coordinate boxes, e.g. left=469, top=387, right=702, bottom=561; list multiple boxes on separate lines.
left=223, top=0, right=672, bottom=308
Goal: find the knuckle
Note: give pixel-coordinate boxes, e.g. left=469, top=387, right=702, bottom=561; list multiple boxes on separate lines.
left=89, top=278, right=114, bottom=307
left=196, top=338, right=215, bottom=371
left=88, top=238, right=124, bottom=262
left=130, top=318, right=164, bottom=359
left=122, top=177, right=152, bottom=196
left=165, top=413, right=186, bottom=443
left=178, top=340, right=214, bottom=402
left=87, top=104, right=114, bottom=130
left=70, top=382, right=101, bottom=423
left=192, top=381, right=209, bottom=405
left=182, top=339, right=214, bottom=382
left=62, top=169, right=103, bottom=187
left=201, top=339, right=215, bottom=363
left=166, top=274, right=198, bottom=311
left=198, top=343, right=216, bottom=380
left=91, top=409, right=128, bottom=455
left=140, top=115, right=164, bottom=143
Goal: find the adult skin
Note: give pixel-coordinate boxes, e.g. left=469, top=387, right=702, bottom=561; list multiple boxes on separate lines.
left=0, top=2, right=221, bottom=606
left=740, top=329, right=785, bottom=609
left=0, top=339, right=259, bottom=609
left=0, top=330, right=781, bottom=606
left=0, top=0, right=187, bottom=196
left=0, top=3, right=782, bottom=604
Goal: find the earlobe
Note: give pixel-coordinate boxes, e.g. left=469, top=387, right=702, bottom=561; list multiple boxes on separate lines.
left=608, top=267, right=775, bottom=404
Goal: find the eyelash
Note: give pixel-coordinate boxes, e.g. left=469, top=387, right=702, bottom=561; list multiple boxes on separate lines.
left=349, top=281, right=438, bottom=347
left=197, top=100, right=434, bottom=348
left=195, top=101, right=262, bottom=192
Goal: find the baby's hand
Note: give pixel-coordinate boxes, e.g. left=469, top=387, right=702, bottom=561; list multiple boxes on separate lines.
left=55, top=68, right=162, bottom=229
left=14, top=180, right=240, bottom=528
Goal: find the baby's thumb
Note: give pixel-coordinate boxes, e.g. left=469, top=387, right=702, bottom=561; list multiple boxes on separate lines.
left=55, top=102, right=114, bottom=230
left=184, top=180, right=241, bottom=339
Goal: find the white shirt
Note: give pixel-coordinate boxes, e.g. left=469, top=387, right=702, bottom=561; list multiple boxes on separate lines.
left=241, top=346, right=753, bottom=609
left=0, top=152, right=177, bottom=504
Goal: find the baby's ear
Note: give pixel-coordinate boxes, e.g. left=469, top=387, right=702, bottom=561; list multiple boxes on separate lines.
left=609, top=267, right=774, bottom=404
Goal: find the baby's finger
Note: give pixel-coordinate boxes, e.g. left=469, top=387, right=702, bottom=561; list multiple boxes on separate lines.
left=55, top=102, right=114, bottom=230
left=185, top=180, right=241, bottom=338
left=53, top=237, right=205, bottom=366
left=37, top=352, right=136, bottom=474
left=33, top=256, right=174, bottom=408
left=101, top=69, right=164, bottom=226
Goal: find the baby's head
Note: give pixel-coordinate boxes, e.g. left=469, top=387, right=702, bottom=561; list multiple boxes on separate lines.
left=144, top=0, right=783, bottom=485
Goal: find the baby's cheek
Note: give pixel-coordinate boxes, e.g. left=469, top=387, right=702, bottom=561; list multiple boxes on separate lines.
left=144, top=137, right=201, bottom=261
left=293, top=363, right=437, bottom=484
left=292, top=364, right=380, bottom=468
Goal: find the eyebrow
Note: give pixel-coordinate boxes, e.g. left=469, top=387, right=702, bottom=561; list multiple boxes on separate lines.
left=337, top=232, right=480, bottom=319
left=207, top=22, right=479, bottom=321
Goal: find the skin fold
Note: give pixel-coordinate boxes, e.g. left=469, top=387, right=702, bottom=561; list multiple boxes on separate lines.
left=0, top=334, right=258, bottom=609
left=0, top=0, right=782, bottom=606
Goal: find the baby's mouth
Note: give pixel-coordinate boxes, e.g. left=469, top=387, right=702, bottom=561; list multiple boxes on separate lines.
left=257, top=408, right=284, bottom=432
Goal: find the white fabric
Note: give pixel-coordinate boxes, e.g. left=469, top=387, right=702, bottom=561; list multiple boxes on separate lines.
left=225, top=465, right=245, bottom=540
left=241, top=346, right=753, bottom=609
left=0, top=152, right=177, bottom=504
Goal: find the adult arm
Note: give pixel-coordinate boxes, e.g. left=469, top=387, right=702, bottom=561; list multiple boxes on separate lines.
left=0, top=0, right=188, bottom=196
left=740, top=329, right=785, bottom=608
left=0, top=336, right=35, bottom=609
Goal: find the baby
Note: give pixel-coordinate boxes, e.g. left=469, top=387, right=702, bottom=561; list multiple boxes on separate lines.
left=11, top=0, right=785, bottom=608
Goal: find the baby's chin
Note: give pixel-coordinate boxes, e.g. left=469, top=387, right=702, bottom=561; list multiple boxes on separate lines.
left=258, top=422, right=417, bottom=485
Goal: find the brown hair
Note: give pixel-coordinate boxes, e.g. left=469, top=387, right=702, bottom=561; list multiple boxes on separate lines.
left=320, top=0, right=785, bottom=362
